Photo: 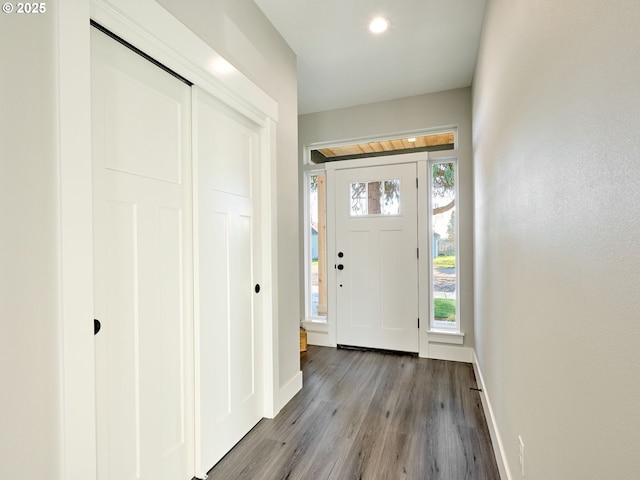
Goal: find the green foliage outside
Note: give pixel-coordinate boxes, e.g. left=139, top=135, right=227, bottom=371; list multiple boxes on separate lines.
left=432, top=163, right=455, bottom=196
left=433, top=255, right=456, bottom=269
left=434, top=298, right=456, bottom=321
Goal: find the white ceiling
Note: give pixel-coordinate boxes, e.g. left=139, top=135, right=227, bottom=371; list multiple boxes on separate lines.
left=254, top=0, right=487, bottom=115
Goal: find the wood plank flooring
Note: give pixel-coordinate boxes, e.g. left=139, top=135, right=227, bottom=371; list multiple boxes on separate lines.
left=206, top=346, right=500, bottom=480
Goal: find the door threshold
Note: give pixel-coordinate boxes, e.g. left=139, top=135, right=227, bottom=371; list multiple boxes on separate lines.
left=337, top=344, right=418, bottom=357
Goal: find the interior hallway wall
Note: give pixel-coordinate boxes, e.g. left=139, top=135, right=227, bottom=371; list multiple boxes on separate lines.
left=0, top=10, right=63, bottom=479
left=473, top=0, right=640, bottom=478
left=299, top=88, right=475, bottom=351
left=157, top=0, right=301, bottom=403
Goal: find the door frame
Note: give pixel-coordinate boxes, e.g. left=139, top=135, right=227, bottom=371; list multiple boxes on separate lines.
left=325, top=152, right=431, bottom=357
left=60, top=1, right=280, bottom=478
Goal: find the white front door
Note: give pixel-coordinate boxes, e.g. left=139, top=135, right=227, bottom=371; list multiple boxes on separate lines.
left=193, top=88, right=264, bottom=473
left=335, top=163, right=419, bottom=352
left=91, top=27, right=194, bottom=480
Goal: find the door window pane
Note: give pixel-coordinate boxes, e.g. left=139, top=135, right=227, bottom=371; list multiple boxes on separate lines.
left=350, top=179, right=400, bottom=216
left=350, top=182, right=367, bottom=216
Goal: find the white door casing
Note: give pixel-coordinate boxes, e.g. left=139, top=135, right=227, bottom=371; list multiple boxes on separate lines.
left=91, top=26, right=194, bottom=480
left=193, top=87, right=264, bottom=474
left=333, top=162, right=419, bottom=353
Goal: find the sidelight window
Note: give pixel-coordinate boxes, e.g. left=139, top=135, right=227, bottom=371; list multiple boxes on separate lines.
left=305, top=171, right=327, bottom=320
left=430, top=160, right=459, bottom=331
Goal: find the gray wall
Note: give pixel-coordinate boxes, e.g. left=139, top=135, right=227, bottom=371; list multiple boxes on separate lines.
left=0, top=11, right=63, bottom=478
left=473, top=0, right=640, bottom=477
left=157, top=0, right=301, bottom=398
left=299, top=88, right=475, bottom=349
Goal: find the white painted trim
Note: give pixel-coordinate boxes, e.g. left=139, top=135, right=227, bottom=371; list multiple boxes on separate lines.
left=324, top=151, right=428, bottom=171
left=302, top=321, right=330, bottom=347
left=427, top=149, right=459, bottom=161
left=428, top=330, right=465, bottom=345
left=278, top=371, right=303, bottom=413
left=90, top=0, right=277, bottom=123
left=182, top=90, right=197, bottom=480
left=473, top=351, right=512, bottom=480
left=260, top=118, right=280, bottom=419
left=306, top=331, right=331, bottom=347
left=417, top=160, right=430, bottom=358
left=302, top=320, right=329, bottom=333
left=325, top=167, right=338, bottom=347
left=191, top=88, right=204, bottom=476
left=57, top=1, right=97, bottom=478
left=427, top=344, right=473, bottom=363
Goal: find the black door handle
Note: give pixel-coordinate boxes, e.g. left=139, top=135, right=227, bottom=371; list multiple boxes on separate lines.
left=255, top=283, right=261, bottom=293
left=337, top=264, right=344, bottom=270
left=94, top=318, right=101, bottom=336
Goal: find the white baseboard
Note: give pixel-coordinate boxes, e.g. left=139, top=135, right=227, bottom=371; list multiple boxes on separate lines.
left=278, top=370, right=303, bottom=411
left=472, top=350, right=512, bottom=480
left=307, top=331, right=331, bottom=347
left=428, top=344, right=474, bottom=363
left=302, top=321, right=331, bottom=347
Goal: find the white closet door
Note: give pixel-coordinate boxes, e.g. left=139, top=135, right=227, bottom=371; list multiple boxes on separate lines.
left=91, top=27, right=194, bottom=480
left=193, top=87, right=264, bottom=475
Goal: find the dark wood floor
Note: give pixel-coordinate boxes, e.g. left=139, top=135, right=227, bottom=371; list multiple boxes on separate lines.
left=207, top=346, right=500, bottom=480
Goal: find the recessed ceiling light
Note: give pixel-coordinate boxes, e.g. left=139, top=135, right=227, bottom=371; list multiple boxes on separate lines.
left=407, top=137, right=416, bottom=142
left=369, top=16, right=389, bottom=34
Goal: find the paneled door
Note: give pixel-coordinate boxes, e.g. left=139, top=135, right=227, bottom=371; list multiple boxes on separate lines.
left=193, top=88, right=264, bottom=474
left=91, top=27, right=194, bottom=480
left=335, top=163, right=419, bottom=352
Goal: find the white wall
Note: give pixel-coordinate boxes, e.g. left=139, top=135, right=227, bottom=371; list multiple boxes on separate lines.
left=0, top=11, right=63, bottom=479
left=299, top=88, right=475, bottom=354
left=473, top=0, right=640, bottom=478
left=156, top=0, right=301, bottom=405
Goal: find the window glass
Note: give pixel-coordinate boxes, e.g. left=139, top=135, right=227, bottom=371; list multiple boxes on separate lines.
left=350, top=179, right=400, bottom=216
left=431, top=161, right=458, bottom=330
left=307, top=173, right=327, bottom=319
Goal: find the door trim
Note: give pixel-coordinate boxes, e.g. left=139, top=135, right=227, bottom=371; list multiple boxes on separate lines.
left=58, top=2, right=96, bottom=478
left=90, top=0, right=277, bottom=124
left=325, top=152, right=431, bottom=357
